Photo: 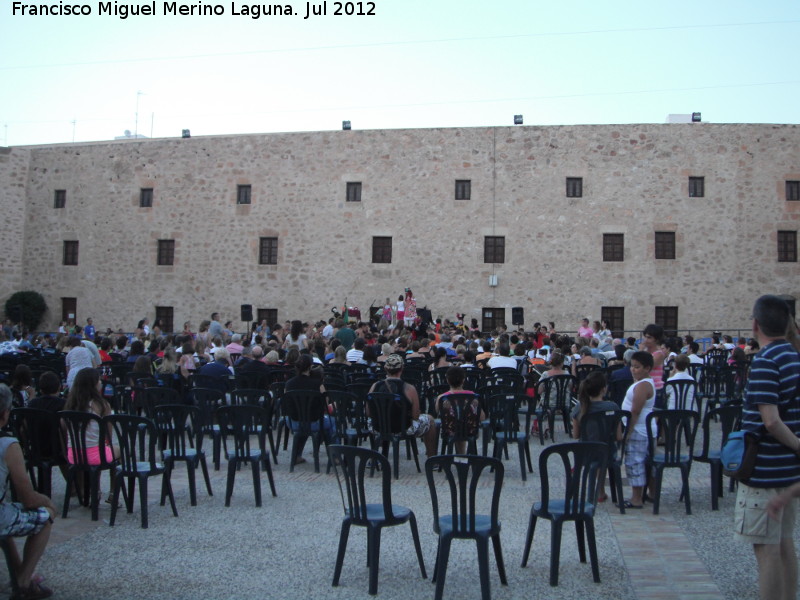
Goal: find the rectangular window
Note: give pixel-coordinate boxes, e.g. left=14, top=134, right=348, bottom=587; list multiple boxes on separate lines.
left=237, top=184, right=252, bottom=205
left=778, top=230, right=798, bottom=262
left=601, top=307, right=625, bottom=339
left=346, top=182, right=362, bottom=203
left=54, top=189, right=66, bottom=209
left=655, top=231, right=676, bottom=260
left=688, top=176, right=705, bottom=198
left=257, top=308, right=278, bottom=328
left=154, top=306, right=174, bottom=334
left=157, top=239, right=175, bottom=266
left=655, top=306, right=679, bottom=338
left=455, top=179, right=471, bottom=200
left=603, top=234, right=624, bottom=262
left=481, top=308, right=506, bottom=333
left=140, top=188, right=153, bottom=208
left=787, top=181, right=800, bottom=202
left=566, top=177, right=583, bottom=198
left=259, top=237, right=278, bottom=265
left=372, top=236, right=392, bottom=263
left=484, top=236, right=505, bottom=264
left=63, top=241, right=79, bottom=265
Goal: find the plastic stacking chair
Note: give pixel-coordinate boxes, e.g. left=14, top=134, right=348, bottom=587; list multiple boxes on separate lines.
left=521, top=441, right=608, bottom=586
left=663, top=379, right=699, bottom=412
left=281, top=390, right=331, bottom=473
left=9, top=407, right=64, bottom=498
left=645, top=410, right=699, bottom=515
left=59, top=410, right=117, bottom=521
left=425, top=454, right=507, bottom=600
left=438, top=392, right=481, bottom=455
left=486, top=393, right=533, bottom=480
left=106, top=414, right=178, bottom=528
left=693, top=403, right=742, bottom=510
left=578, top=409, right=630, bottom=513
left=329, top=445, right=427, bottom=596
left=192, top=387, right=226, bottom=470
left=366, top=392, right=421, bottom=479
left=536, top=374, right=576, bottom=443
left=153, top=404, right=213, bottom=506
left=327, top=390, right=371, bottom=447
left=216, top=405, right=277, bottom=507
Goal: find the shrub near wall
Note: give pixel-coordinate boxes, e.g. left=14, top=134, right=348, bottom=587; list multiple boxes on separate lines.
left=4, top=291, right=47, bottom=332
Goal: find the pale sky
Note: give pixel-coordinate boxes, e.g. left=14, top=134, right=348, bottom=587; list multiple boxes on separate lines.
left=1, top=0, right=798, bottom=147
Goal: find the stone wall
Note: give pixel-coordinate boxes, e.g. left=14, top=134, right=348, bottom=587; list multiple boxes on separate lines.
left=5, top=123, right=800, bottom=334
left=0, top=146, right=30, bottom=314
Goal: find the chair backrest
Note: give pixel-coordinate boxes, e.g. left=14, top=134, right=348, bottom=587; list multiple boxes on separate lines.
left=574, top=364, right=602, bottom=385
left=235, top=371, right=269, bottom=390
left=646, top=410, right=699, bottom=465
left=140, top=387, right=182, bottom=419
left=537, top=441, right=608, bottom=516
left=539, top=374, right=576, bottom=411
left=428, top=367, right=450, bottom=389
left=327, top=390, right=367, bottom=437
left=105, top=414, right=159, bottom=474
left=578, top=409, right=630, bottom=463
left=484, top=370, right=525, bottom=392
left=367, top=391, right=411, bottom=438
left=192, top=387, right=226, bottom=432
left=663, top=379, right=698, bottom=411
left=216, top=405, right=268, bottom=459
left=58, top=410, right=111, bottom=469
left=698, top=402, right=742, bottom=459
left=486, top=392, right=524, bottom=438
left=281, top=390, right=327, bottom=435
left=704, top=349, right=729, bottom=369
left=153, top=404, right=203, bottom=458
left=9, top=407, right=61, bottom=462
left=328, top=444, right=404, bottom=524
left=424, top=454, right=503, bottom=537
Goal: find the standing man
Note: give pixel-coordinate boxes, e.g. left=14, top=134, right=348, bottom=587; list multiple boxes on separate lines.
left=736, top=294, right=800, bottom=600
left=209, top=313, right=223, bottom=338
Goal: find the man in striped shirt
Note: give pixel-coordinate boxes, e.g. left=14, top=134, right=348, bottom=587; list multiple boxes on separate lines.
left=735, top=294, right=800, bottom=600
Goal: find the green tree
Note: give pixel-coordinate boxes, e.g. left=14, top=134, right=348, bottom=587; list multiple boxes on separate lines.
left=4, top=291, right=47, bottom=332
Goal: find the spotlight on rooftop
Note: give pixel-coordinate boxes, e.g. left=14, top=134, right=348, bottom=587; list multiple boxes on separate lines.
left=342, top=121, right=351, bottom=131
left=513, top=115, right=523, bottom=125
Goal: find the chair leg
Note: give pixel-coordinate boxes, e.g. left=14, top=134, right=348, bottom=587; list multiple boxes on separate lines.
left=392, top=439, right=400, bottom=480
left=138, top=475, right=149, bottom=529
left=408, top=513, right=427, bottom=579
left=710, top=463, right=720, bottom=511
left=517, top=442, right=527, bottom=482
left=186, top=460, right=197, bottom=506
left=520, top=512, right=537, bottom=567
left=410, top=439, right=421, bottom=473
left=586, top=518, right=601, bottom=583
left=652, top=466, right=664, bottom=515
left=62, top=470, right=74, bottom=519
left=476, top=538, right=492, bottom=600
left=433, top=536, right=452, bottom=600
left=212, top=432, right=221, bottom=471
left=109, top=474, right=121, bottom=526
left=491, top=533, right=507, bottom=585
left=163, top=472, right=178, bottom=517
left=251, top=459, right=262, bottom=507
left=549, top=519, right=564, bottom=586
left=225, top=460, right=236, bottom=507
left=681, top=465, right=692, bottom=515
left=263, top=456, right=277, bottom=497
left=332, top=519, right=351, bottom=587
left=89, top=470, right=101, bottom=522
left=367, top=525, right=382, bottom=595
left=160, top=460, right=172, bottom=506
left=575, top=520, right=586, bottom=563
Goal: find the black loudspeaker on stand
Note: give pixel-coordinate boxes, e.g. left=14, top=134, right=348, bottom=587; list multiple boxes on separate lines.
left=241, top=304, right=253, bottom=322
left=512, top=306, right=524, bottom=326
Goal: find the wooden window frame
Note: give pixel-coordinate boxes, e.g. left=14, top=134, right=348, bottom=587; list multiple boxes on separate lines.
left=655, top=231, right=676, bottom=260
left=372, top=236, right=392, bottom=264
left=484, top=236, right=505, bottom=264
left=259, top=237, right=278, bottom=265
left=603, top=233, right=624, bottom=262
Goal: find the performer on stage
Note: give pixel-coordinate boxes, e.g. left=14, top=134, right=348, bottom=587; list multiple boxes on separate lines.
left=404, top=288, right=417, bottom=327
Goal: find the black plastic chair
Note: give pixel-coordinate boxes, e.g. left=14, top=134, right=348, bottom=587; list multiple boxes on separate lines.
left=327, top=390, right=371, bottom=447
left=106, top=414, right=178, bottom=528
left=281, top=390, right=331, bottom=473
left=216, top=405, right=277, bottom=507
left=366, top=392, right=421, bottom=479
left=153, top=404, right=213, bottom=506
left=425, top=454, right=507, bottom=600
left=230, top=388, right=267, bottom=407
left=663, top=379, right=699, bottom=411
left=605, top=376, right=633, bottom=408
left=192, top=387, right=226, bottom=470
left=535, top=374, right=576, bottom=443
left=645, top=410, right=699, bottom=515
left=329, top=445, right=427, bottom=595
left=139, top=387, right=181, bottom=419
left=59, top=410, right=117, bottom=521
left=521, top=441, right=608, bottom=586
left=9, top=407, right=64, bottom=498
left=578, top=409, right=630, bottom=513
left=693, top=403, right=742, bottom=510
left=486, top=393, right=532, bottom=480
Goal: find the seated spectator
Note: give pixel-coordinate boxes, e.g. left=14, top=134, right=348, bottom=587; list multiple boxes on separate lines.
left=284, top=355, right=336, bottom=465
left=65, top=336, right=95, bottom=390
left=666, top=354, right=695, bottom=410
left=346, top=337, right=366, bottom=363
left=428, top=347, right=452, bottom=372
left=178, top=341, right=197, bottom=381
left=610, top=350, right=635, bottom=383
left=29, top=371, right=65, bottom=413
left=125, top=340, right=145, bottom=365
left=10, top=365, right=35, bottom=408
left=487, top=343, right=517, bottom=370
left=686, top=341, right=704, bottom=365
left=572, top=346, right=601, bottom=376
left=225, top=334, right=244, bottom=356
left=0, top=384, right=57, bottom=599
left=263, top=350, right=281, bottom=365
left=435, top=366, right=483, bottom=453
